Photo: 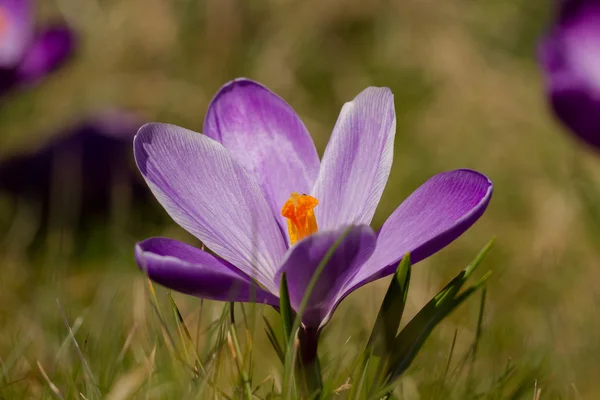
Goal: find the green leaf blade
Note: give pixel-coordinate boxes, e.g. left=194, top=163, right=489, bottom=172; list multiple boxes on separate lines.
left=385, top=240, right=494, bottom=385
left=279, top=272, right=295, bottom=348
left=366, top=253, right=412, bottom=356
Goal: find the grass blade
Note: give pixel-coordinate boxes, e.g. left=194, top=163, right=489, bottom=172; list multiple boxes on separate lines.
left=56, top=299, right=101, bottom=399
left=366, top=254, right=411, bottom=356
left=228, top=323, right=253, bottom=400
left=279, top=272, right=295, bottom=348
left=263, top=316, right=285, bottom=363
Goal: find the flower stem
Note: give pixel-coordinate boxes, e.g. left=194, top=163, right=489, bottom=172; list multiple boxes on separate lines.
left=297, top=326, right=322, bottom=398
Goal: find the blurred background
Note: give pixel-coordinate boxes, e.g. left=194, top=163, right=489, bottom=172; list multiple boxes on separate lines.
left=1, top=0, right=598, bottom=398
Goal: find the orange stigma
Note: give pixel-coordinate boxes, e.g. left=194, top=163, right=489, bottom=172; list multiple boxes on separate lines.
left=281, top=192, right=319, bottom=245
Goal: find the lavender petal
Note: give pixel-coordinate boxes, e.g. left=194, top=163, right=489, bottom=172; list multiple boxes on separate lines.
left=343, top=169, right=492, bottom=294
left=136, top=237, right=279, bottom=304
left=276, top=225, right=376, bottom=328
left=204, top=78, right=320, bottom=235
left=312, top=87, right=395, bottom=230
left=134, top=123, right=287, bottom=292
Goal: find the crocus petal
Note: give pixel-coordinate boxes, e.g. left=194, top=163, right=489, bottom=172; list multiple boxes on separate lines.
left=539, top=0, right=600, bottom=149
left=343, top=169, right=492, bottom=294
left=276, top=225, right=376, bottom=328
left=16, top=25, right=75, bottom=83
left=134, top=123, right=286, bottom=292
left=312, top=87, right=396, bottom=230
left=136, top=237, right=279, bottom=304
left=0, top=0, right=32, bottom=68
left=204, top=79, right=320, bottom=234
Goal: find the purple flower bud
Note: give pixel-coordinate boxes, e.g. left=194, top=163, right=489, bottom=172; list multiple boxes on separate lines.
left=0, top=0, right=75, bottom=97
left=539, top=0, right=600, bottom=149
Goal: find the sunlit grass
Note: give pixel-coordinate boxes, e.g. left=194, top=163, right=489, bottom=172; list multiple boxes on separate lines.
left=0, top=239, right=543, bottom=399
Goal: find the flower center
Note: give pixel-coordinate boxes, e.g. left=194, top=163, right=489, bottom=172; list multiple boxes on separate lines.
left=281, top=192, right=319, bottom=245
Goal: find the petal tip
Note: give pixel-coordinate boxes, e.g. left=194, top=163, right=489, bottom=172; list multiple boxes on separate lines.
left=214, top=77, right=265, bottom=96
left=361, top=85, right=394, bottom=98
left=135, top=122, right=159, bottom=140
left=134, top=122, right=183, bottom=152
left=443, top=169, right=494, bottom=211
left=133, top=124, right=155, bottom=174
left=134, top=241, right=149, bottom=273
left=455, top=168, right=493, bottom=186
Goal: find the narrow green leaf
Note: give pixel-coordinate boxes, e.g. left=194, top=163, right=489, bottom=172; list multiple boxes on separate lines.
left=464, top=238, right=494, bottom=279
left=279, top=272, right=295, bottom=348
left=263, top=316, right=285, bottom=363
left=366, top=253, right=412, bottom=356
left=451, top=271, right=493, bottom=306
left=387, top=279, right=487, bottom=383
left=352, top=356, right=370, bottom=400
left=385, top=241, right=494, bottom=384
left=433, top=270, right=466, bottom=305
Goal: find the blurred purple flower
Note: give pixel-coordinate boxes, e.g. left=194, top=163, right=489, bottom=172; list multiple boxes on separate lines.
left=0, top=0, right=75, bottom=96
left=539, top=0, right=600, bottom=149
left=0, top=110, right=147, bottom=231
left=134, top=79, right=493, bottom=329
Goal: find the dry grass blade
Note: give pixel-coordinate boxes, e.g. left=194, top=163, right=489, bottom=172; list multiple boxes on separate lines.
left=227, top=324, right=253, bottom=400
left=116, top=323, right=137, bottom=363
left=37, top=361, right=64, bottom=400
left=533, top=380, right=542, bottom=400
left=105, top=347, right=155, bottom=400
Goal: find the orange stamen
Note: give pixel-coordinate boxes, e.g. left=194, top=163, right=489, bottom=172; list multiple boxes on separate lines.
left=281, top=192, right=319, bottom=245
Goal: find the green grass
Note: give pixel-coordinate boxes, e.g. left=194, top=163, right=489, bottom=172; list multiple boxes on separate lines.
left=1, top=0, right=599, bottom=398
left=0, top=246, right=539, bottom=399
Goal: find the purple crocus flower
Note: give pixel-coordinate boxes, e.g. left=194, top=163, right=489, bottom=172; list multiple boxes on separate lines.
left=0, top=110, right=147, bottom=235
left=0, top=0, right=74, bottom=95
left=539, top=0, right=600, bottom=149
left=134, top=79, right=493, bottom=330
